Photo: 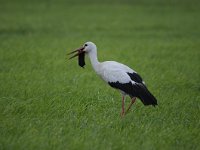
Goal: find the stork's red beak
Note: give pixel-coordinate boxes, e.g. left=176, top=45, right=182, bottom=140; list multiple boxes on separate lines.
left=67, top=46, right=85, bottom=59
left=68, top=46, right=86, bottom=68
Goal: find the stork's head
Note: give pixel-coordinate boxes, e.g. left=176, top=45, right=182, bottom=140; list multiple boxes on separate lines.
left=83, top=42, right=97, bottom=53
left=68, top=41, right=97, bottom=68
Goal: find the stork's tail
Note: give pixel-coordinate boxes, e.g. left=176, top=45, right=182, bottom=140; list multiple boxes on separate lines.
left=135, top=83, right=158, bottom=106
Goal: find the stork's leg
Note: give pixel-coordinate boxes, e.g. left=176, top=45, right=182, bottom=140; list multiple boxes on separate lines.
left=121, top=95, right=125, bottom=117
left=126, top=97, right=136, bottom=113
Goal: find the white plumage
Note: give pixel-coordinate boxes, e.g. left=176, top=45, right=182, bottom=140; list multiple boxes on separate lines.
left=68, top=41, right=157, bottom=117
left=99, top=61, right=136, bottom=83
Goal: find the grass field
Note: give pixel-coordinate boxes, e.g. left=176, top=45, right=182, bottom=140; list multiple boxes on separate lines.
left=0, top=0, right=200, bottom=149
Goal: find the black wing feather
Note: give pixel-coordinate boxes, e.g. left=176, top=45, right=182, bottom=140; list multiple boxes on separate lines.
left=108, top=81, right=157, bottom=106
left=127, top=72, right=143, bottom=83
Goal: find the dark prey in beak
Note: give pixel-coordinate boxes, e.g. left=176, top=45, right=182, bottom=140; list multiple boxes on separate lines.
left=78, top=52, right=85, bottom=68
left=68, top=46, right=86, bottom=68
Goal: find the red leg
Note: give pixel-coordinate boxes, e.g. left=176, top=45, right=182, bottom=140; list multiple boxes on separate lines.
left=121, top=96, right=125, bottom=117
left=126, top=97, right=136, bottom=113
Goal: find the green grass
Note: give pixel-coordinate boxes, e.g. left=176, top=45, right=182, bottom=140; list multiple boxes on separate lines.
left=0, top=0, right=200, bottom=149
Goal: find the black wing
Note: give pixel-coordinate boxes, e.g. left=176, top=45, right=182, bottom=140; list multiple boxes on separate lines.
left=108, top=81, right=157, bottom=106
left=127, top=72, right=143, bottom=83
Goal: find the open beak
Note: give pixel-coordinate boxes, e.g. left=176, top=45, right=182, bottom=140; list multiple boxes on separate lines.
left=67, top=46, right=85, bottom=59
left=68, top=46, right=86, bottom=68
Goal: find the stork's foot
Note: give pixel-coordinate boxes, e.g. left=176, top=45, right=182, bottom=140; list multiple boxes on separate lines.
left=120, top=111, right=125, bottom=118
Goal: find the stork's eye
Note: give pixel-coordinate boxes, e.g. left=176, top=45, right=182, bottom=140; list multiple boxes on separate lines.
left=85, top=44, right=88, bottom=47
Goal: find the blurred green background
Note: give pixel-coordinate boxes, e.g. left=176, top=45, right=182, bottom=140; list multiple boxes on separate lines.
left=0, top=0, right=200, bottom=150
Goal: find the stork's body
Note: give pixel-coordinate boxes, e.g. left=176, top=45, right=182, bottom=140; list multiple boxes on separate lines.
left=68, top=42, right=158, bottom=117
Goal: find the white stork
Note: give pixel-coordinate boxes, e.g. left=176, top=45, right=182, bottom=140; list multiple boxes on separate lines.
left=68, top=42, right=158, bottom=117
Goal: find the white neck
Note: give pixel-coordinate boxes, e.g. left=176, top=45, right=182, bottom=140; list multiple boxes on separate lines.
left=88, top=50, right=100, bottom=73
